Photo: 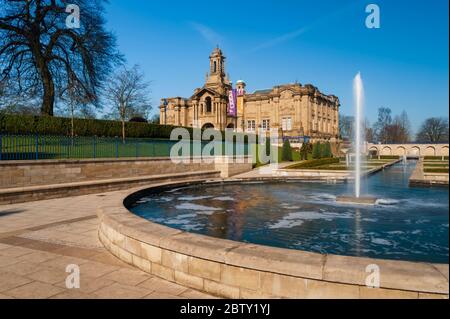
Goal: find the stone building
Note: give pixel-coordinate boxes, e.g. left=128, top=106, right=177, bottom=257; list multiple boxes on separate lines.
left=160, top=48, right=340, bottom=142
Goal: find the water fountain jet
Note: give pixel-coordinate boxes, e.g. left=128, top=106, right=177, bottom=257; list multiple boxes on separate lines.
left=337, top=72, right=377, bottom=205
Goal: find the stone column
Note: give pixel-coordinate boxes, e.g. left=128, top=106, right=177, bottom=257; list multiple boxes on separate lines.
left=174, top=106, right=180, bottom=126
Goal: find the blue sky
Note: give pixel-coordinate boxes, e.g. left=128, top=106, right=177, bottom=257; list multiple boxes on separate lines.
left=105, top=0, right=449, bottom=134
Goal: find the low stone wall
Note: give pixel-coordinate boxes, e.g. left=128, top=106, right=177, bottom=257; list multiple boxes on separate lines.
left=0, top=170, right=220, bottom=205
left=213, top=156, right=253, bottom=178
left=275, top=159, right=401, bottom=181
left=409, top=160, right=449, bottom=187
left=423, top=173, right=449, bottom=183
left=0, top=157, right=216, bottom=189
left=275, top=169, right=351, bottom=180
left=97, top=181, right=449, bottom=299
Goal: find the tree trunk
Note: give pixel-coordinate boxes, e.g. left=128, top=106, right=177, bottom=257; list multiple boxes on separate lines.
left=34, top=47, right=55, bottom=116
left=122, top=119, right=125, bottom=143
left=40, top=66, right=55, bottom=116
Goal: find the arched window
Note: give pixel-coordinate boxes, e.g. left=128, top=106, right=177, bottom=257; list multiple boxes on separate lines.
left=205, top=97, right=212, bottom=113
left=213, top=61, right=217, bottom=73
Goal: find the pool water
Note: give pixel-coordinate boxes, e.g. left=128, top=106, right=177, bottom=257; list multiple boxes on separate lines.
left=129, top=161, right=449, bottom=263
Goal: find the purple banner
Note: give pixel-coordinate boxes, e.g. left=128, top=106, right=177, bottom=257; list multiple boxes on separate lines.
left=228, top=89, right=237, bottom=117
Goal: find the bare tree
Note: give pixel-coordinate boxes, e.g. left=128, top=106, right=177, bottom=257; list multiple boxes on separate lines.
left=363, top=119, right=374, bottom=143
left=59, top=74, right=94, bottom=138
left=416, top=117, right=449, bottom=143
left=388, top=110, right=411, bottom=143
left=373, top=107, right=392, bottom=143
left=0, top=0, right=122, bottom=116
left=105, top=65, right=151, bottom=142
left=339, top=114, right=354, bottom=140
left=0, top=77, right=40, bottom=114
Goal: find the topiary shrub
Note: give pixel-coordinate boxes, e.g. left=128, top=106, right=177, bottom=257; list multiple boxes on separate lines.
left=282, top=139, right=293, bottom=161
left=265, top=137, right=274, bottom=162
left=322, top=141, right=332, bottom=158
left=299, top=142, right=311, bottom=160
left=312, top=142, right=321, bottom=159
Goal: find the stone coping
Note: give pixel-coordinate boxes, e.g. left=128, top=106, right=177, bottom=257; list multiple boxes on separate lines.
left=0, top=170, right=219, bottom=194
left=97, top=179, right=449, bottom=299
left=0, top=170, right=220, bottom=205
left=276, top=159, right=401, bottom=180
left=0, top=156, right=252, bottom=166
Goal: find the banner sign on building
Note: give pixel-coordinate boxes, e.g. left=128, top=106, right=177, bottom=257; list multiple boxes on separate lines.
left=228, top=89, right=237, bottom=117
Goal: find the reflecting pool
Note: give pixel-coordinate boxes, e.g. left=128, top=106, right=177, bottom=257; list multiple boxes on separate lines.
left=129, top=161, right=449, bottom=263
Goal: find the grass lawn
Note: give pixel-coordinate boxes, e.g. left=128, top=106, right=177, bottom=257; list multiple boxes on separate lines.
left=424, top=168, right=449, bottom=173
left=1, top=135, right=280, bottom=161
left=0, top=135, right=177, bottom=159
left=423, top=163, right=449, bottom=168
left=286, top=158, right=397, bottom=171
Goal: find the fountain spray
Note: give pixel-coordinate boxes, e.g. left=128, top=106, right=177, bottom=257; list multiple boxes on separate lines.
left=336, top=73, right=376, bottom=205
left=353, top=72, right=364, bottom=198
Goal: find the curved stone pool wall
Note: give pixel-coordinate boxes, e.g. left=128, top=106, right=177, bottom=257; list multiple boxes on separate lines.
left=97, top=180, right=449, bottom=299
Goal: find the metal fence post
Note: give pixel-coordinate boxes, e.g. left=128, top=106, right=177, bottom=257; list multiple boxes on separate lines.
left=136, top=141, right=139, bottom=158
left=93, top=136, right=97, bottom=159
left=115, top=137, right=119, bottom=158
left=35, top=134, right=39, bottom=160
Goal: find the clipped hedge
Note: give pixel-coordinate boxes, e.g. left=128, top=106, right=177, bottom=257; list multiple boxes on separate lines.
left=0, top=114, right=264, bottom=144
left=424, top=156, right=449, bottom=161
left=282, top=139, right=293, bottom=161
left=379, top=155, right=400, bottom=159
left=0, top=113, right=196, bottom=138
left=424, top=168, right=449, bottom=174
left=286, top=157, right=339, bottom=169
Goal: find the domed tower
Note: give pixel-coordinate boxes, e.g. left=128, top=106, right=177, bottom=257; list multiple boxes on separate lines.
left=205, top=47, right=231, bottom=93
left=236, top=80, right=246, bottom=95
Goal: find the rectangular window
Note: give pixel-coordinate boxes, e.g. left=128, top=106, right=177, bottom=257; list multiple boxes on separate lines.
left=282, top=117, right=292, bottom=131
left=262, top=119, right=270, bottom=131
left=247, top=120, right=256, bottom=132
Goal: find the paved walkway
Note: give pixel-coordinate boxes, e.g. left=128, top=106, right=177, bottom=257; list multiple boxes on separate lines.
left=0, top=192, right=215, bottom=299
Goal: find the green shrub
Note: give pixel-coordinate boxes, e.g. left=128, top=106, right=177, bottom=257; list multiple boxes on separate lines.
left=299, top=142, right=313, bottom=161
left=312, top=142, right=321, bottom=159
left=286, top=157, right=339, bottom=169
left=265, top=137, right=271, bottom=159
left=322, top=142, right=332, bottom=158
left=379, top=155, right=400, bottom=159
left=282, top=139, right=293, bottom=161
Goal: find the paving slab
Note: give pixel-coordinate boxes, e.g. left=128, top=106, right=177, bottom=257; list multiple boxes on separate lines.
left=0, top=191, right=215, bottom=299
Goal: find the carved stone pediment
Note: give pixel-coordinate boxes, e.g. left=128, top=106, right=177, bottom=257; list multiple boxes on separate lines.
left=190, top=87, right=221, bottom=99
